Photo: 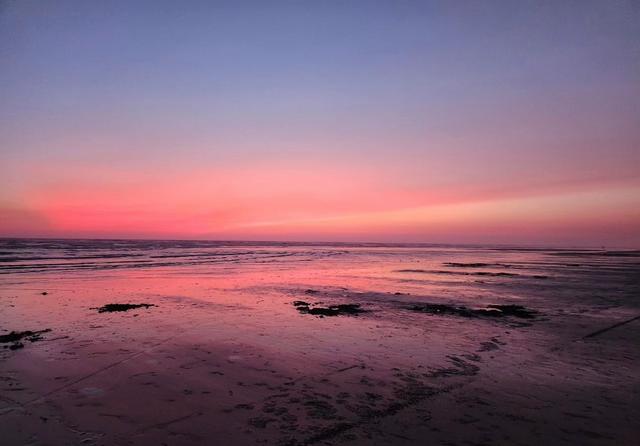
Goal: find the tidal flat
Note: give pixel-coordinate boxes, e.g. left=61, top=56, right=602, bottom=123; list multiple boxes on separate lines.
left=1, top=239, right=639, bottom=445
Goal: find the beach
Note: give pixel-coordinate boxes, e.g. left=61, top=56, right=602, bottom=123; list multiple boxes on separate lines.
left=1, top=239, right=639, bottom=445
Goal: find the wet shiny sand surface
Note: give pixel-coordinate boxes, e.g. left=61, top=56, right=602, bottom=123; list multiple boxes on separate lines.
left=1, top=240, right=639, bottom=445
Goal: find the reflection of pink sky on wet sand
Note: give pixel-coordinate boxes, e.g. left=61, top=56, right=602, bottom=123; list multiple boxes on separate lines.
left=2, top=244, right=639, bottom=445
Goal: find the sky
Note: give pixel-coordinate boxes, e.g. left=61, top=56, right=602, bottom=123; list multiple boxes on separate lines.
left=1, top=0, right=639, bottom=246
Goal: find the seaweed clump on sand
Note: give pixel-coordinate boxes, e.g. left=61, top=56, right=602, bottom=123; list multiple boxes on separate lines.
left=480, top=304, right=537, bottom=319
left=397, top=269, right=520, bottom=277
left=444, top=262, right=511, bottom=268
left=95, top=303, right=156, bottom=313
left=409, top=303, right=536, bottom=319
left=293, top=301, right=365, bottom=317
left=483, top=304, right=537, bottom=318
left=0, top=329, right=52, bottom=350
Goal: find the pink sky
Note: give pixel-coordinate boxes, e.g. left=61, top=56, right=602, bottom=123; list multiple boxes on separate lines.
left=2, top=159, right=639, bottom=247
left=1, top=2, right=639, bottom=247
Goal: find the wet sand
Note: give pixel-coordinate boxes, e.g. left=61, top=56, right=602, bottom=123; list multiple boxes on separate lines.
left=1, top=241, right=639, bottom=445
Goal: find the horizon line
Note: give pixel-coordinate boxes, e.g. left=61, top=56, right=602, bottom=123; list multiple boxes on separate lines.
left=0, top=235, right=636, bottom=251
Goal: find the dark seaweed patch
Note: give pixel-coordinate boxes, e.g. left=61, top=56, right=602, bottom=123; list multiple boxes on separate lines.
left=0, top=329, right=52, bottom=350
left=409, top=303, right=536, bottom=319
left=549, top=250, right=640, bottom=258
left=294, top=302, right=365, bottom=317
left=0, top=329, right=52, bottom=343
left=444, top=262, right=512, bottom=268
left=94, top=303, right=156, bottom=313
left=397, top=269, right=550, bottom=279
left=408, top=303, right=475, bottom=317
left=474, top=271, right=519, bottom=277
left=485, top=304, right=536, bottom=318
left=397, top=269, right=519, bottom=277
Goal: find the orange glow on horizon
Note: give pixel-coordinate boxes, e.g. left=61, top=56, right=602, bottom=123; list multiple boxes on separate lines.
left=2, top=161, right=639, bottom=247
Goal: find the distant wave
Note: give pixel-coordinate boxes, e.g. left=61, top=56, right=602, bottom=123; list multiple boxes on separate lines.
left=0, top=239, right=348, bottom=274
